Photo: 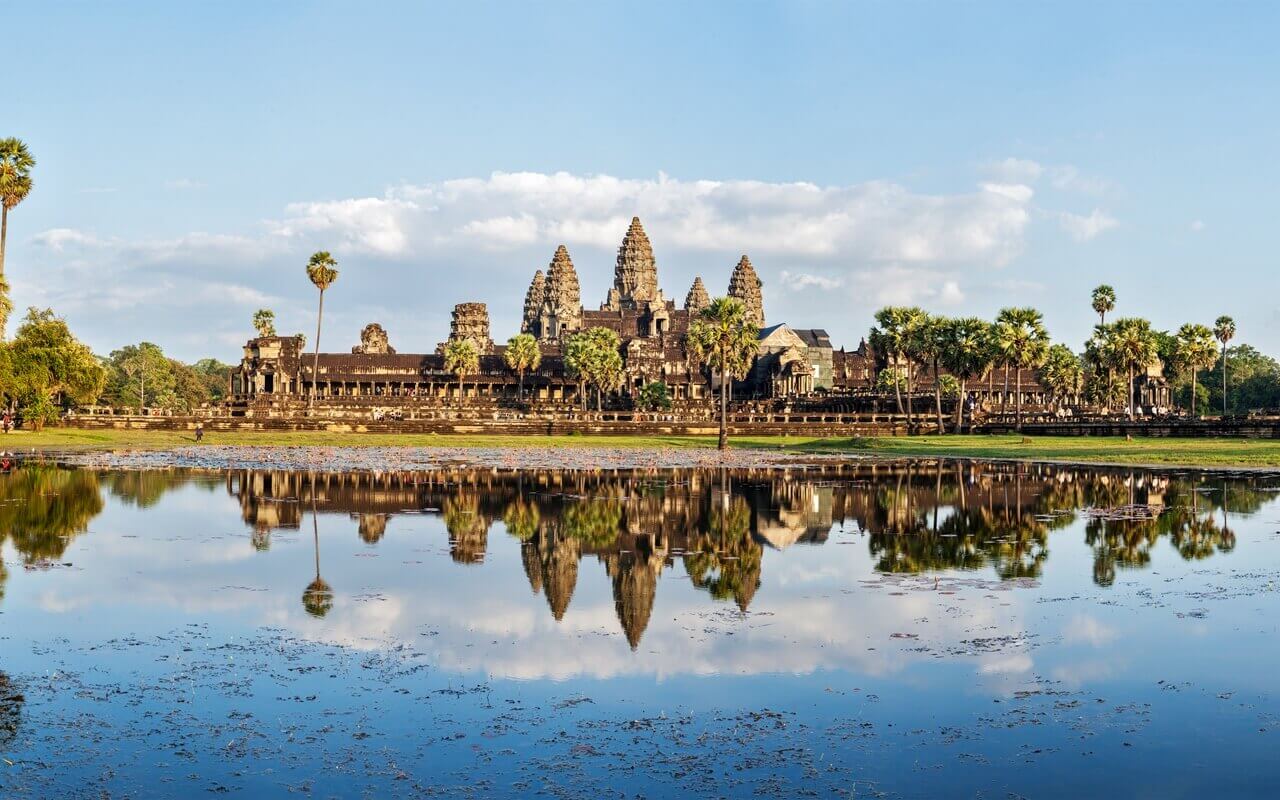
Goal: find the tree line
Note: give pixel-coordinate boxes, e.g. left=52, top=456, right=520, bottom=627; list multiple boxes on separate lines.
left=867, top=285, right=1240, bottom=430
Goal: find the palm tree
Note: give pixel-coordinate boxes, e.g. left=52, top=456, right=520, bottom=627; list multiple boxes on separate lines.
left=252, top=308, right=276, bottom=338
left=1174, top=323, right=1217, bottom=416
left=869, top=306, right=924, bottom=424
left=443, top=339, right=480, bottom=403
left=504, top=333, right=542, bottom=401
left=994, top=307, right=1049, bottom=429
left=0, top=138, right=35, bottom=281
left=688, top=297, right=760, bottom=450
left=1038, top=343, right=1083, bottom=412
left=303, top=487, right=333, bottom=618
left=1091, top=285, right=1116, bottom=325
left=1213, top=315, right=1235, bottom=417
left=1111, top=317, right=1159, bottom=420
left=940, top=317, right=995, bottom=433
left=305, top=251, right=339, bottom=409
left=909, top=313, right=949, bottom=432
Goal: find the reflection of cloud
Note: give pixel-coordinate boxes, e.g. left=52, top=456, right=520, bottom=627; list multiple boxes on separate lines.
left=1062, top=614, right=1118, bottom=647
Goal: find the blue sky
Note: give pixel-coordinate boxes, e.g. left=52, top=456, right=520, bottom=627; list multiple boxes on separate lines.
left=7, top=1, right=1277, bottom=362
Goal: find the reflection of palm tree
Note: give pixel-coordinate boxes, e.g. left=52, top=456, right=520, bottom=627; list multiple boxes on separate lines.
left=302, top=488, right=332, bottom=618
left=684, top=495, right=762, bottom=611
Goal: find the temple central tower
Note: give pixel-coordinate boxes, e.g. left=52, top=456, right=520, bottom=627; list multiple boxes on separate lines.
left=606, top=217, right=660, bottom=309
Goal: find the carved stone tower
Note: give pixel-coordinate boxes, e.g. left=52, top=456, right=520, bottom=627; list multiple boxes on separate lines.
left=607, top=217, right=659, bottom=309
left=522, top=269, right=546, bottom=335
left=542, top=245, right=583, bottom=339
left=684, top=276, right=710, bottom=314
left=728, top=255, right=765, bottom=327
left=441, top=302, right=494, bottom=354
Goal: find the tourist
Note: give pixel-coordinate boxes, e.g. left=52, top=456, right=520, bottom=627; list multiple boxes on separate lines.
left=1, top=412, right=10, bottom=434
left=195, top=421, right=204, bottom=443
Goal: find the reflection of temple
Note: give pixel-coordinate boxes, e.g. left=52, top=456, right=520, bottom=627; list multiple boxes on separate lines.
left=221, top=462, right=1261, bottom=649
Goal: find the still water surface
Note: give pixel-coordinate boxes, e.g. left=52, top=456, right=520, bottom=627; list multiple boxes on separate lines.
left=1, top=460, right=1278, bottom=797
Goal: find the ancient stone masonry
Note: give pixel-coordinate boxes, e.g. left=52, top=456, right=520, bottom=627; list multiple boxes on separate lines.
left=352, top=323, right=395, bottom=355
left=441, top=302, right=494, bottom=354
left=684, top=276, right=710, bottom=314
left=522, top=270, right=546, bottom=335
left=542, top=245, right=583, bottom=339
left=728, top=255, right=765, bottom=327
left=606, top=217, right=660, bottom=309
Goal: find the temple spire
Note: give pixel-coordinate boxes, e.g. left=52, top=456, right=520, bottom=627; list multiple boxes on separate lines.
left=544, top=245, right=582, bottom=336
left=684, top=276, right=710, bottom=313
left=728, top=255, right=764, bottom=327
left=612, top=216, right=659, bottom=306
left=522, top=269, right=546, bottom=334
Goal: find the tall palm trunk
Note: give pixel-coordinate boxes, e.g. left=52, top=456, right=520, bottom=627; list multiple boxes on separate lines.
left=1002, top=363, right=1010, bottom=417
left=309, top=289, right=325, bottom=409
left=0, top=205, right=7, bottom=279
left=892, top=355, right=904, bottom=418
left=1190, top=368, right=1197, bottom=416
left=1015, top=364, right=1023, bottom=430
left=904, top=362, right=914, bottom=428
left=518, top=368, right=525, bottom=400
left=718, top=344, right=729, bottom=451
left=1218, top=345, right=1228, bottom=417
left=1127, top=363, right=1135, bottom=420
left=955, top=379, right=967, bottom=434
left=932, top=356, right=944, bottom=433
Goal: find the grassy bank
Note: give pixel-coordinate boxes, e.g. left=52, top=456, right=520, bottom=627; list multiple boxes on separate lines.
left=4, top=427, right=1278, bottom=469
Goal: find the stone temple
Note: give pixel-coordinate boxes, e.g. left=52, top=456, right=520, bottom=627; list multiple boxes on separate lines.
left=228, top=216, right=1171, bottom=418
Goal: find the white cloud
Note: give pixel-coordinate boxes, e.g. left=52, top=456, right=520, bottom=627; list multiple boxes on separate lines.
left=272, top=196, right=419, bottom=256
left=779, top=270, right=843, bottom=291
left=1057, top=209, right=1118, bottom=241
left=1190, top=219, right=1206, bottom=232
left=851, top=266, right=967, bottom=307
left=986, top=158, right=1044, bottom=184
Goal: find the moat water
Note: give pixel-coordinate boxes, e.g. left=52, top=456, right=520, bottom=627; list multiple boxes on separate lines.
left=0, top=459, right=1278, bottom=797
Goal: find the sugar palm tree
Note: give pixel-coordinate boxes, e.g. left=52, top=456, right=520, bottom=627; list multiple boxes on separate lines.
left=940, top=317, right=995, bottom=433
left=1174, top=323, right=1217, bottom=416
left=1091, top=285, right=1116, bottom=325
left=909, top=313, right=949, bottom=432
left=305, top=251, right=339, bottom=409
left=1111, top=317, right=1159, bottom=420
left=504, top=333, right=542, bottom=401
left=443, top=339, right=480, bottom=403
left=0, top=138, right=35, bottom=281
left=1038, top=343, right=1083, bottom=412
left=869, top=306, right=924, bottom=424
left=1213, top=315, right=1235, bottom=417
left=688, top=297, right=760, bottom=450
left=994, top=307, right=1049, bottom=429
left=252, top=308, right=276, bottom=338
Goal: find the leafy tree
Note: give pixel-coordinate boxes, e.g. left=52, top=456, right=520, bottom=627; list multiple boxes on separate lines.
left=1214, top=315, right=1236, bottom=416
left=442, top=339, right=479, bottom=402
left=1091, top=284, right=1116, bottom=325
left=109, top=342, right=170, bottom=409
left=1038, top=343, right=1083, bottom=411
left=503, top=333, right=541, bottom=400
left=993, top=307, right=1049, bottom=428
left=252, top=308, right=276, bottom=337
left=191, top=358, right=233, bottom=402
left=1083, top=323, right=1123, bottom=411
left=1110, top=317, right=1160, bottom=419
left=688, top=297, right=759, bottom=450
left=1173, top=323, right=1217, bottom=416
left=6, top=308, right=105, bottom=427
left=874, top=366, right=907, bottom=393
left=939, top=317, right=994, bottom=433
left=635, top=380, right=672, bottom=411
left=305, top=251, right=338, bottom=409
left=0, top=138, right=34, bottom=281
left=869, top=306, right=925, bottom=423
left=1202, top=344, right=1280, bottom=413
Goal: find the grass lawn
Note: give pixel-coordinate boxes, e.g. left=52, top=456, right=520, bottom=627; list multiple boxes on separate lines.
left=4, top=427, right=1278, bottom=469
